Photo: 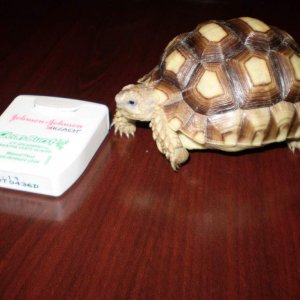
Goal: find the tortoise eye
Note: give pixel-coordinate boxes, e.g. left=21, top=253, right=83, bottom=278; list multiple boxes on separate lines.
left=128, top=100, right=136, bottom=106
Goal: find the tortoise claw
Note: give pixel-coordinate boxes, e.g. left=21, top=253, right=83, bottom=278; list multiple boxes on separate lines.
left=112, top=121, right=136, bottom=138
left=169, top=147, right=189, bottom=171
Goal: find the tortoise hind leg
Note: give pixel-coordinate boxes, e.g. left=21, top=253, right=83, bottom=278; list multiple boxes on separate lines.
left=150, top=107, right=189, bottom=170
left=287, top=140, right=300, bottom=152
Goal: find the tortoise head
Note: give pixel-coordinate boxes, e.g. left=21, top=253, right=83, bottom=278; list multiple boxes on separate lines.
left=115, top=83, right=158, bottom=121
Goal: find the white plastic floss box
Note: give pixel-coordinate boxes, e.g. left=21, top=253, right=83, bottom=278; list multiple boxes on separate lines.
left=0, top=95, right=109, bottom=196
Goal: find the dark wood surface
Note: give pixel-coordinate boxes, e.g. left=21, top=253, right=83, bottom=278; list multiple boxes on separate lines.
left=1, top=1, right=300, bottom=299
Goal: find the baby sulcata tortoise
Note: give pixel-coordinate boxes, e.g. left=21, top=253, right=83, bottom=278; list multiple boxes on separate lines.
left=113, top=17, right=300, bottom=170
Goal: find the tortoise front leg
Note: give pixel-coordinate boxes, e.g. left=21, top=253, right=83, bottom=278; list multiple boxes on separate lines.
left=112, top=108, right=136, bottom=138
left=150, top=107, right=189, bottom=170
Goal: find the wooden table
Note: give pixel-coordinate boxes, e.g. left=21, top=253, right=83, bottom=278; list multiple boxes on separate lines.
left=1, top=1, right=300, bottom=299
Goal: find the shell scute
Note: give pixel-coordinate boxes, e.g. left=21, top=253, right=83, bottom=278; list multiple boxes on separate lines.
left=240, top=107, right=271, bottom=146
left=227, top=17, right=282, bottom=51
left=288, top=102, right=300, bottom=138
left=207, top=109, right=243, bottom=146
left=183, top=63, right=237, bottom=115
left=228, top=49, right=281, bottom=109
left=273, top=48, right=300, bottom=103
left=185, top=21, right=243, bottom=63
left=161, top=43, right=198, bottom=89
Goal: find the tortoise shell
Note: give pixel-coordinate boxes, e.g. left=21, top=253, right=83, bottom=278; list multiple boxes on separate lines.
left=141, top=17, right=300, bottom=150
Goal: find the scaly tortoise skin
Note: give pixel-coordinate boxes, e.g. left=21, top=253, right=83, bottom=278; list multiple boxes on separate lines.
left=113, top=17, right=300, bottom=170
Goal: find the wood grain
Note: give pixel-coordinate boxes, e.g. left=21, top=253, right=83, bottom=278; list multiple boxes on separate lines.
left=0, top=1, right=300, bottom=299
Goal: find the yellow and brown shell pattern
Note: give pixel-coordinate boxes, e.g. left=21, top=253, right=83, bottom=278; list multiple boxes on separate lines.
left=141, top=17, right=300, bottom=150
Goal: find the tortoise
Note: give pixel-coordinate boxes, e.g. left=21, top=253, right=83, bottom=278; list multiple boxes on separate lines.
left=112, top=17, right=300, bottom=170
